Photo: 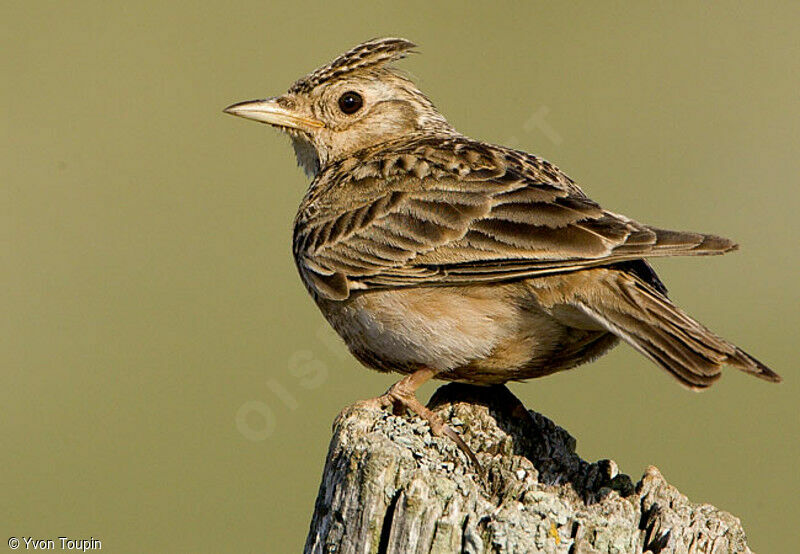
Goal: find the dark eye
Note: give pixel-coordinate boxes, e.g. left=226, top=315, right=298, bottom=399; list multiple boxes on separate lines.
left=338, top=91, right=363, bottom=114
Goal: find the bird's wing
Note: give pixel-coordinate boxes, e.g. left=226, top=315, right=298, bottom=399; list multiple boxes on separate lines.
left=294, top=136, right=736, bottom=300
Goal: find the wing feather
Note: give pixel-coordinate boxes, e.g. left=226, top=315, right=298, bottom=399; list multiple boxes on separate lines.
left=293, top=136, right=736, bottom=300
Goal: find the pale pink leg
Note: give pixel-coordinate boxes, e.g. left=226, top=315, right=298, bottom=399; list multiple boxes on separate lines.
left=357, top=368, right=482, bottom=474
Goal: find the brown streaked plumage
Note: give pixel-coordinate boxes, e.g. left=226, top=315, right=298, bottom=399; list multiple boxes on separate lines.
left=224, top=37, right=780, bottom=468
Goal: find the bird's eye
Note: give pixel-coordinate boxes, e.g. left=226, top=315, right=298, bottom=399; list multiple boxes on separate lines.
left=338, top=91, right=363, bottom=115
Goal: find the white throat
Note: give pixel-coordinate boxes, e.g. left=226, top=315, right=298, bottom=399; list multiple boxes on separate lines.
left=291, top=135, right=322, bottom=178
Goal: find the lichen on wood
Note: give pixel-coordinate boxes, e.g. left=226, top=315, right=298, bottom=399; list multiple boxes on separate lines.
left=304, top=384, right=752, bottom=553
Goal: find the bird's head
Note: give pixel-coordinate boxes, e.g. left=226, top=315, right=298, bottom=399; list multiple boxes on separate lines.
left=224, top=38, right=452, bottom=177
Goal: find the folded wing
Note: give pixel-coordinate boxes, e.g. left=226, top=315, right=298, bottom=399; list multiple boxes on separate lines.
left=293, top=136, right=736, bottom=300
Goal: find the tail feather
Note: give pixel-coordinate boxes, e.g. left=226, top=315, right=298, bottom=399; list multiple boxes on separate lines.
left=727, top=347, right=782, bottom=383
left=578, top=272, right=781, bottom=390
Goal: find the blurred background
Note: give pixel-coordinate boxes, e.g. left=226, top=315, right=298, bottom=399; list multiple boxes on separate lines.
left=3, top=2, right=798, bottom=552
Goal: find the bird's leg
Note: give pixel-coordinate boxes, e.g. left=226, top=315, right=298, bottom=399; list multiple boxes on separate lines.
left=358, top=368, right=483, bottom=474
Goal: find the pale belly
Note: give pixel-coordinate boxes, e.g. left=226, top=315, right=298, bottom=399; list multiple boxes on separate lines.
left=315, top=281, right=617, bottom=384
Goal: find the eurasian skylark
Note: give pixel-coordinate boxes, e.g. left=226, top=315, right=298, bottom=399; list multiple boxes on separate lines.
left=225, top=38, right=780, bottom=464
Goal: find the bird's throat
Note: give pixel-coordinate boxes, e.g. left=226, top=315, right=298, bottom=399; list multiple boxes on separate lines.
left=291, top=135, right=322, bottom=178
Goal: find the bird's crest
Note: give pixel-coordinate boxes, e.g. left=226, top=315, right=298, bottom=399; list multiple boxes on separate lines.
left=289, top=37, right=416, bottom=94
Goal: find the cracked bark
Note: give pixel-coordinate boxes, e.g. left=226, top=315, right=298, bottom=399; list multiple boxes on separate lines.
left=304, top=384, right=752, bottom=553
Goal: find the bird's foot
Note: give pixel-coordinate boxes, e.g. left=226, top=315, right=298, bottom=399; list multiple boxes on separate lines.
left=356, top=374, right=483, bottom=477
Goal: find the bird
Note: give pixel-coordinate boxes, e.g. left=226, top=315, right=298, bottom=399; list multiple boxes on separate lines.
left=224, top=37, right=780, bottom=465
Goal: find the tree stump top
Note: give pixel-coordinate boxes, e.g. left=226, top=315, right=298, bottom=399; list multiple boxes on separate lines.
left=305, top=384, right=751, bottom=553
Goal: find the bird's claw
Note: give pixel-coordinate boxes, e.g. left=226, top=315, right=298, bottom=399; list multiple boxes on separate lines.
left=355, top=387, right=484, bottom=478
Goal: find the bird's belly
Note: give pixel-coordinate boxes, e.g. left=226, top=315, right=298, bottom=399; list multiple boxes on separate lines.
left=317, top=286, right=520, bottom=373
left=316, top=283, right=610, bottom=383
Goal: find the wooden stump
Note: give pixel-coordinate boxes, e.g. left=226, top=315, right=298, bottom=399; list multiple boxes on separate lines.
left=304, top=384, right=751, bottom=553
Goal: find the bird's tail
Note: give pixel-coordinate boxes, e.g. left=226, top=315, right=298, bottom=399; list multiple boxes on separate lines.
left=577, top=272, right=781, bottom=389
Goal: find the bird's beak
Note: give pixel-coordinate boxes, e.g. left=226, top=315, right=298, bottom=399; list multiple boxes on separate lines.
left=223, top=98, right=324, bottom=130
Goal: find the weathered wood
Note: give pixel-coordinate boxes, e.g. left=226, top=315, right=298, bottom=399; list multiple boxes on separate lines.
left=305, top=384, right=751, bottom=553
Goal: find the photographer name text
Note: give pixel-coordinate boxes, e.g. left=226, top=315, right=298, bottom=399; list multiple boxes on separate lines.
left=8, top=537, right=101, bottom=551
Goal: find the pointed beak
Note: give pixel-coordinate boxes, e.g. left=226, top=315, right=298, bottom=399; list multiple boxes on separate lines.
left=223, top=98, right=324, bottom=130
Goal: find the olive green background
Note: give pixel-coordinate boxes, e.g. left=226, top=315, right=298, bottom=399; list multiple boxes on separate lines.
left=3, top=2, right=798, bottom=552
